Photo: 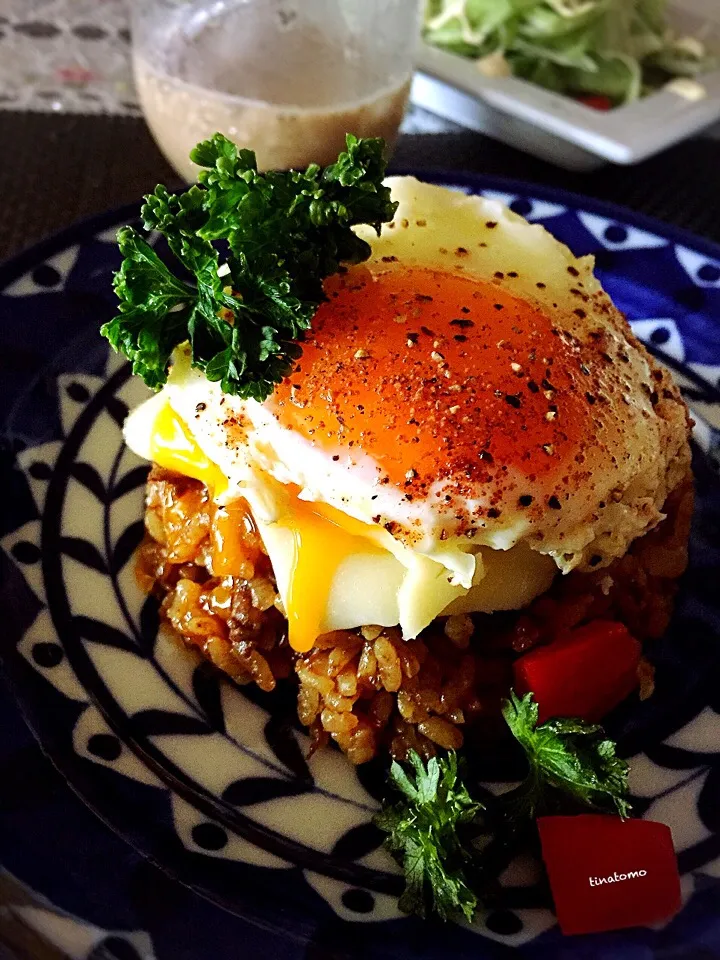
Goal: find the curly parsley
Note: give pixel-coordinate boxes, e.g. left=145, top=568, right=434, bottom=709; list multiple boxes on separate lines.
left=374, top=751, right=482, bottom=922
left=502, top=690, right=631, bottom=819
left=101, top=133, right=397, bottom=399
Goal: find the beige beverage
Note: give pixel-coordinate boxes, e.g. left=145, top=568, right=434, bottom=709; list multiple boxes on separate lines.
left=133, top=4, right=414, bottom=179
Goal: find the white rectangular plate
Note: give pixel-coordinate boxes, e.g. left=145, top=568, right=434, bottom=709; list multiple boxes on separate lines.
left=412, top=0, right=720, bottom=171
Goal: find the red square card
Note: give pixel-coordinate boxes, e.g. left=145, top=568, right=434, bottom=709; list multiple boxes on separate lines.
left=538, top=814, right=681, bottom=936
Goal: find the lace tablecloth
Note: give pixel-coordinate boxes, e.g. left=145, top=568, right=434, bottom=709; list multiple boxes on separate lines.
left=0, top=0, right=138, bottom=114
left=0, top=0, right=454, bottom=132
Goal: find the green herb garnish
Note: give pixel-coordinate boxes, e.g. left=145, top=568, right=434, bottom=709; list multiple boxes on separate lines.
left=374, top=751, right=482, bottom=922
left=502, top=690, right=632, bottom=819
left=101, top=133, right=397, bottom=400
left=375, top=692, right=631, bottom=921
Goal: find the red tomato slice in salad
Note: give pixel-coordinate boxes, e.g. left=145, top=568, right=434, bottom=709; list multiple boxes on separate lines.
left=577, top=94, right=614, bottom=110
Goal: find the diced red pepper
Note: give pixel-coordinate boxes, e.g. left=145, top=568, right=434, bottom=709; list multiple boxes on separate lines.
left=513, top=620, right=642, bottom=723
left=538, top=815, right=681, bottom=935
left=577, top=94, right=614, bottom=111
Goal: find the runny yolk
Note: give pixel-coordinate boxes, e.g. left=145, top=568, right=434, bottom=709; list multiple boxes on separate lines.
left=149, top=405, right=384, bottom=654
left=150, top=404, right=228, bottom=497
left=283, top=495, right=384, bottom=654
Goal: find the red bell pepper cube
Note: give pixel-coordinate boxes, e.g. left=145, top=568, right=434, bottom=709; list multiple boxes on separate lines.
left=538, top=814, right=681, bottom=935
left=513, top=620, right=642, bottom=723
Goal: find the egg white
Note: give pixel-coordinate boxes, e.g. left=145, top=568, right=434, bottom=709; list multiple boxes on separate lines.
left=126, top=350, right=556, bottom=640
left=123, top=176, right=690, bottom=643
left=353, top=178, right=689, bottom=574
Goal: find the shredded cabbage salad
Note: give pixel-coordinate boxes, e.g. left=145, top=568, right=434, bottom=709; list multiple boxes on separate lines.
left=423, top=0, right=715, bottom=106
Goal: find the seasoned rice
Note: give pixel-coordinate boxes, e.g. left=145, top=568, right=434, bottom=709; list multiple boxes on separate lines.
left=136, top=465, right=693, bottom=764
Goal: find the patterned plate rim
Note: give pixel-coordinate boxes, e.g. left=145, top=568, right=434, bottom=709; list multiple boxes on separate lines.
left=1, top=169, right=720, bottom=957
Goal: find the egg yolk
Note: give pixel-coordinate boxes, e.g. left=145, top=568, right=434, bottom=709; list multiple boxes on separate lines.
left=269, top=266, right=600, bottom=497
left=149, top=405, right=384, bottom=653
left=150, top=404, right=228, bottom=496
left=283, top=495, right=384, bottom=653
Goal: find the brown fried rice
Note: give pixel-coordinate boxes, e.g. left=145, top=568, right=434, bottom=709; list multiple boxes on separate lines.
left=136, top=465, right=693, bottom=765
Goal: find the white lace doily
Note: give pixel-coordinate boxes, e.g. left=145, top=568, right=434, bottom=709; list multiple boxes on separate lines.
left=0, top=0, right=139, bottom=114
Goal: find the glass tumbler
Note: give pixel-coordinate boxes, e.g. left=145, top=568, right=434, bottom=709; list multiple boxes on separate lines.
left=131, top=0, right=422, bottom=180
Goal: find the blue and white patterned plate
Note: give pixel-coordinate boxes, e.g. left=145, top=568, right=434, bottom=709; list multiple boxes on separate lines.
left=1, top=172, right=720, bottom=960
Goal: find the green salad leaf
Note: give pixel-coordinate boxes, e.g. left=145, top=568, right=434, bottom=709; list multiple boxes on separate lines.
left=101, top=133, right=397, bottom=399
left=423, top=0, right=715, bottom=104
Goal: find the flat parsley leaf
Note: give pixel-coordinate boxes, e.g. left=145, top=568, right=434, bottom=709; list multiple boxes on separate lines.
left=101, top=133, right=397, bottom=399
left=374, top=751, right=482, bottom=922
left=502, top=690, right=632, bottom=818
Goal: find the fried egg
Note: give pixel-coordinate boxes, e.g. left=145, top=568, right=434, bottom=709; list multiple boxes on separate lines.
left=124, top=177, right=691, bottom=653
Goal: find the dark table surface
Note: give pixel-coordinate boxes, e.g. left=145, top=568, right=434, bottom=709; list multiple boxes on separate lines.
left=2, top=111, right=720, bottom=264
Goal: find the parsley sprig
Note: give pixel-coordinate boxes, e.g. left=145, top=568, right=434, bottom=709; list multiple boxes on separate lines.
left=374, top=751, right=482, bottom=922
left=375, top=692, right=631, bottom=922
left=101, top=134, right=397, bottom=399
left=502, top=691, right=632, bottom=819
